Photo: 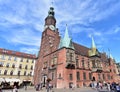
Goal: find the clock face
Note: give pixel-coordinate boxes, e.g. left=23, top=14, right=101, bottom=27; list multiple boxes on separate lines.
left=49, top=25, right=55, bottom=30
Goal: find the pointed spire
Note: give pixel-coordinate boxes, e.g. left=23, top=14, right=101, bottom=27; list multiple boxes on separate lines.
left=64, top=24, right=69, bottom=40
left=91, top=36, right=96, bottom=49
left=58, top=25, right=74, bottom=49
left=110, top=54, right=113, bottom=59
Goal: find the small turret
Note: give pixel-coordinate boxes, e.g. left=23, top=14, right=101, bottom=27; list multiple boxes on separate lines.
left=88, top=36, right=100, bottom=57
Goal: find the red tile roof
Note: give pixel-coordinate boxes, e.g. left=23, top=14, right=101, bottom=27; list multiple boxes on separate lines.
left=73, top=42, right=90, bottom=56
left=0, top=48, right=36, bottom=59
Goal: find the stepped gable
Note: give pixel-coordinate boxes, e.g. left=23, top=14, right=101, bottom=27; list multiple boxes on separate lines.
left=73, top=42, right=90, bottom=56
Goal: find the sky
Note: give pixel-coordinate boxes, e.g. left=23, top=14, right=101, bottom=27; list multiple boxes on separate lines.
left=0, top=0, right=120, bottom=62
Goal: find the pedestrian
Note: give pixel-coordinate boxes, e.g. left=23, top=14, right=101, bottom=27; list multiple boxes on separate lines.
left=0, top=87, right=2, bottom=92
left=116, top=84, right=120, bottom=92
left=13, top=86, right=18, bottom=92
left=107, top=82, right=111, bottom=91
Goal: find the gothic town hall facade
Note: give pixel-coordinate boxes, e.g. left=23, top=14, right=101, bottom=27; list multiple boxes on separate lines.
left=34, top=7, right=117, bottom=88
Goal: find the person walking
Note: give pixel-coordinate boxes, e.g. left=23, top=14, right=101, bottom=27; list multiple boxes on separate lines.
left=13, top=86, right=18, bottom=92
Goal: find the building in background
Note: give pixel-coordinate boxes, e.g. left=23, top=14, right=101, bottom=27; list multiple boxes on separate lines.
left=115, top=63, right=120, bottom=82
left=0, top=48, right=36, bottom=84
left=34, top=6, right=118, bottom=88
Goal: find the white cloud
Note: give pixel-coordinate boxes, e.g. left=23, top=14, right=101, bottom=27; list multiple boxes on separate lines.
left=0, top=0, right=120, bottom=55
left=20, top=47, right=39, bottom=55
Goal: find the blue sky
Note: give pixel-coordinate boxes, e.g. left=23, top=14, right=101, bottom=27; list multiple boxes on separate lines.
left=0, top=0, right=120, bottom=62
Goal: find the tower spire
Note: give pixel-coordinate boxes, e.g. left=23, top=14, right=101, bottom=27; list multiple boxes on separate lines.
left=91, top=36, right=96, bottom=49
left=59, top=25, right=74, bottom=49
left=64, top=24, right=69, bottom=39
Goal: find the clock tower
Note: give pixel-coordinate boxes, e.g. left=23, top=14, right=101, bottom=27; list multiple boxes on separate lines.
left=40, top=6, right=60, bottom=56
left=44, top=7, right=56, bottom=31
left=34, top=6, right=60, bottom=85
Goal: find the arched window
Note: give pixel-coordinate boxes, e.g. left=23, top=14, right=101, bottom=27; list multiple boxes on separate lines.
left=12, top=64, right=15, bottom=68
left=25, top=65, right=28, bottom=69
left=4, top=70, right=7, bottom=75
left=10, top=70, right=13, bottom=75
left=6, top=63, right=10, bottom=68
left=24, top=71, right=26, bottom=76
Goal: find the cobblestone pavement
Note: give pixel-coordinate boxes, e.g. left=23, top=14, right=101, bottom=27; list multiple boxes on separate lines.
left=2, top=86, right=110, bottom=92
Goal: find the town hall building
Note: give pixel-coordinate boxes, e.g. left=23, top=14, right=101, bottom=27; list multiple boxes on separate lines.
left=34, top=6, right=118, bottom=88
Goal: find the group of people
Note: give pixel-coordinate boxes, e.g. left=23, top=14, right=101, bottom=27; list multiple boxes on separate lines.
left=35, top=82, right=53, bottom=91
left=90, top=81, right=120, bottom=92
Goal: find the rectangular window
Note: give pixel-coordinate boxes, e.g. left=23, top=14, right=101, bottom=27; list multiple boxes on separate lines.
left=82, top=59, right=85, bottom=68
left=21, top=58, right=23, bottom=62
left=98, top=74, right=101, bottom=79
left=70, top=53, right=73, bottom=62
left=25, top=65, right=28, bottom=69
left=18, top=71, right=20, bottom=76
left=52, top=72, right=54, bottom=80
left=88, top=60, right=90, bottom=68
left=83, top=72, right=86, bottom=80
left=19, top=64, right=22, bottom=69
left=1, top=55, right=5, bottom=60
left=4, top=70, right=7, bottom=75
left=8, top=56, right=12, bottom=60
left=6, top=63, right=9, bottom=68
left=107, top=74, right=110, bottom=80
left=69, top=74, right=73, bottom=80
left=26, top=59, right=29, bottom=63
left=77, top=72, right=80, bottom=81
left=89, top=73, right=92, bottom=80
left=24, top=71, right=26, bottom=76
left=32, top=59, right=34, bottom=63
left=103, top=74, right=105, bottom=80
left=31, top=66, right=33, bottom=70
left=0, top=62, right=4, bottom=67
left=76, top=59, right=79, bottom=67
left=14, top=57, right=17, bottom=61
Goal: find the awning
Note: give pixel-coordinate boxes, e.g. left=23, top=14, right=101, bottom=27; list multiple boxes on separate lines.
left=5, top=78, right=20, bottom=82
left=0, top=78, right=5, bottom=82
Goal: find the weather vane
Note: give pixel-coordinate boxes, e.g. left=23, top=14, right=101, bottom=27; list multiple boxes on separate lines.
left=51, top=0, right=54, bottom=7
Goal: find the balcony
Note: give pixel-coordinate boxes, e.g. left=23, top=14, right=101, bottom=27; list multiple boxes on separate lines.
left=65, top=62, right=75, bottom=69
left=92, top=67, right=102, bottom=72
